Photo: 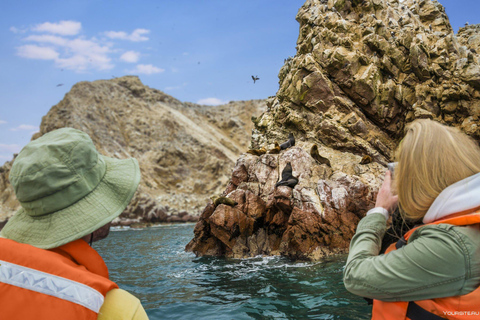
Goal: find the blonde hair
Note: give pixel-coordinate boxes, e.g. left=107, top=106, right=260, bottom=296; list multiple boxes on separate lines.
left=395, top=119, right=480, bottom=220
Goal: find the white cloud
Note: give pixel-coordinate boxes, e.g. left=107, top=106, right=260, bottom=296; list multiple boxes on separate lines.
left=0, top=120, right=6, bottom=124
left=10, top=124, right=39, bottom=132
left=33, top=20, right=81, bottom=36
left=56, top=38, right=113, bottom=71
left=129, top=64, right=164, bottom=75
left=0, top=144, right=22, bottom=153
left=24, top=34, right=68, bottom=46
left=165, top=82, right=188, bottom=91
left=17, top=45, right=59, bottom=60
left=19, top=35, right=113, bottom=72
left=120, top=51, right=140, bottom=63
left=197, top=98, right=228, bottom=106
left=104, top=29, right=150, bottom=42
left=10, top=26, right=27, bottom=34
left=13, top=21, right=150, bottom=72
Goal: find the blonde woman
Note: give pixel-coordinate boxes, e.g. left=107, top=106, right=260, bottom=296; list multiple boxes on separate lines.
left=343, top=119, right=480, bottom=319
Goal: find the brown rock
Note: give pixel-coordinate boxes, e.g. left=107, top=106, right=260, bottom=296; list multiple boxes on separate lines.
left=245, top=190, right=266, bottom=220
left=209, top=205, right=255, bottom=250
left=187, top=0, right=480, bottom=261
left=187, top=146, right=379, bottom=260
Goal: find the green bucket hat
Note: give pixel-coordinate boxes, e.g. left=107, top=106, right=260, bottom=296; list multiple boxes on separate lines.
left=0, top=127, right=140, bottom=249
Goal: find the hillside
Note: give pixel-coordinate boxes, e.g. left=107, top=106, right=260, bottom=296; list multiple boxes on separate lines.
left=0, top=76, right=266, bottom=226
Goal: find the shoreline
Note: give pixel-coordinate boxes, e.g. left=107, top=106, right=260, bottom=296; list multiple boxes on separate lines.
left=0, top=216, right=199, bottom=232
left=111, top=222, right=197, bottom=231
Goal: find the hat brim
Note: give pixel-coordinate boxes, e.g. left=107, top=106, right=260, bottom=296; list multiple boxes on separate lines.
left=1, top=156, right=140, bottom=249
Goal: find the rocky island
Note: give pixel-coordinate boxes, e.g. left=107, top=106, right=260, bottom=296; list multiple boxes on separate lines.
left=186, top=0, right=480, bottom=260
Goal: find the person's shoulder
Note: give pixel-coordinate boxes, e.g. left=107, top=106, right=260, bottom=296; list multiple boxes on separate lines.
left=410, top=223, right=480, bottom=253
left=98, top=288, right=149, bottom=320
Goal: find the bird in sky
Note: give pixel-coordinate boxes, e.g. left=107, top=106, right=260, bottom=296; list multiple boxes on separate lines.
left=56, top=84, right=64, bottom=87
left=251, top=75, right=259, bottom=84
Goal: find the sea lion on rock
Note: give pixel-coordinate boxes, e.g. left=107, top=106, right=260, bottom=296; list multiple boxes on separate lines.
left=246, top=147, right=267, bottom=156
left=211, top=196, right=238, bottom=208
left=268, top=142, right=281, bottom=154
left=310, top=145, right=331, bottom=167
left=360, top=155, right=372, bottom=164
left=280, top=133, right=295, bottom=150
left=275, top=162, right=298, bottom=188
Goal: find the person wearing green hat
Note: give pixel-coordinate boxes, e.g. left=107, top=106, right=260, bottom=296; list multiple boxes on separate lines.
left=0, top=128, right=148, bottom=319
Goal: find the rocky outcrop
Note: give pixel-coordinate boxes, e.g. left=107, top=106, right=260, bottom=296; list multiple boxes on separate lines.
left=186, top=0, right=480, bottom=260
left=0, top=76, right=266, bottom=226
left=186, top=146, right=383, bottom=260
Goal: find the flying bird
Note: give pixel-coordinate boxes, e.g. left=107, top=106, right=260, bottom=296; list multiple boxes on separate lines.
left=56, top=84, right=64, bottom=87
left=251, top=75, right=260, bottom=84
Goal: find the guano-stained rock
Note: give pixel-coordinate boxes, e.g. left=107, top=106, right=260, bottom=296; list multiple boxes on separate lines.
left=186, top=0, right=480, bottom=260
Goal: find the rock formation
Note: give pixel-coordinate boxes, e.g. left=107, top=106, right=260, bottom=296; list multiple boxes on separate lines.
left=0, top=76, right=266, bottom=226
left=186, top=0, right=480, bottom=260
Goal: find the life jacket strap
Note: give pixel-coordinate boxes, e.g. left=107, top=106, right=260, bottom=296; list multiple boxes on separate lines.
left=395, top=236, right=407, bottom=249
left=406, top=301, right=446, bottom=320
left=394, top=238, right=446, bottom=319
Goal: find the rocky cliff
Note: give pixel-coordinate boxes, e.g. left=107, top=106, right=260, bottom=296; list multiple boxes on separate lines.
left=186, top=0, right=480, bottom=260
left=0, top=76, right=266, bottom=226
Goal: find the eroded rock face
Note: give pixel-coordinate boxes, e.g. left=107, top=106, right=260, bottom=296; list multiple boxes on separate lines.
left=0, top=76, right=266, bottom=226
left=187, top=0, right=480, bottom=260
left=186, top=146, right=383, bottom=260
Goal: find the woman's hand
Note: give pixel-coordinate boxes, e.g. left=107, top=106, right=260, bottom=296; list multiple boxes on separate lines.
left=375, top=170, right=398, bottom=213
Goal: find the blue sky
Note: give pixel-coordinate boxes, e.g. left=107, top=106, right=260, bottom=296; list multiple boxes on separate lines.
left=0, top=0, right=478, bottom=163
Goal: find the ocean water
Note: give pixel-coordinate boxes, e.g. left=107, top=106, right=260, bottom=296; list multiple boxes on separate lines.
left=95, top=224, right=371, bottom=320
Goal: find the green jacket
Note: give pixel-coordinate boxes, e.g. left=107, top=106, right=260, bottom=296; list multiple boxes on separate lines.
left=343, top=212, right=480, bottom=301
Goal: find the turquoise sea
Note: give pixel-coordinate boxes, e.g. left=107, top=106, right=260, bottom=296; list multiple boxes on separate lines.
left=95, top=224, right=371, bottom=320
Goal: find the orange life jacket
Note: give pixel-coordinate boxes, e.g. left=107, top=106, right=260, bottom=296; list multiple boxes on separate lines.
left=372, top=211, right=480, bottom=320
left=0, top=238, right=118, bottom=320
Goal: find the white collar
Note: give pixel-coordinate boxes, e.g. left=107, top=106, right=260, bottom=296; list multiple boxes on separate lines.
left=423, top=172, right=480, bottom=223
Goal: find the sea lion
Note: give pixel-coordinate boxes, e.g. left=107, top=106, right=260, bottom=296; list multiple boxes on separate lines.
left=310, top=145, right=331, bottom=167
left=246, top=147, right=267, bottom=156
left=268, top=142, right=281, bottom=154
left=212, top=196, right=238, bottom=208
left=275, top=162, right=298, bottom=188
left=280, top=133, right=295, bottom=150
left=360, top=155, right=372, bottom=165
